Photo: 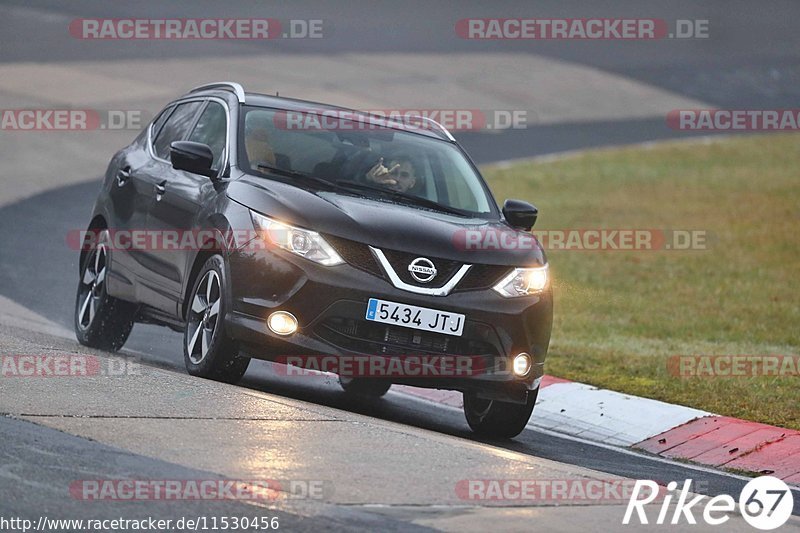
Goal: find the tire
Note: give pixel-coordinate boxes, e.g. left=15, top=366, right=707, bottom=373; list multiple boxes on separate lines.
left=74, top=229, right=136, bottom=351
left=183, top=255, right=250, bottom=383
left=339, top=376, right=391, bottom=397
left=463, top=389, right=538, bottom=439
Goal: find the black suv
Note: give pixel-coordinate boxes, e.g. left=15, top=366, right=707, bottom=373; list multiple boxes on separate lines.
left=75, top=82, right=552, bottom=438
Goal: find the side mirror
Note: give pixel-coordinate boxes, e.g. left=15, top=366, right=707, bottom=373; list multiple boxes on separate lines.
left=170, top=141, right=217, bottom=178
left=502, top=199, right=538, bottom=230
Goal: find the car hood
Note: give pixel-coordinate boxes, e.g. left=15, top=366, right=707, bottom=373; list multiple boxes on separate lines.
left=227, top=176, right=546, bottom=267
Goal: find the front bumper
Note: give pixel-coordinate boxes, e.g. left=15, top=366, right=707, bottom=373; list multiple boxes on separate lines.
left=224, top=242, right=553, bottom=403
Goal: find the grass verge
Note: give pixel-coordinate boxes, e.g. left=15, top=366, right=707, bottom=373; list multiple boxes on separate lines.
left=482, top=133, right=800, bottom=430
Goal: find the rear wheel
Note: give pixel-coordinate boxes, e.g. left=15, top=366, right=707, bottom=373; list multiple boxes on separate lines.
left=74, top=230, right=136, bottom=351
left=339, top=376, right=391, bottom=397
left=184, top=255, right=250, bottom=383
left=463, top=389, right=537, bottom=439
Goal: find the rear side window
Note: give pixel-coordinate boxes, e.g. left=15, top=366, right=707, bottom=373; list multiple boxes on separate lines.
left=152, top=101, right=203, bottom=161
left=187, top=102, right=227, bottom=170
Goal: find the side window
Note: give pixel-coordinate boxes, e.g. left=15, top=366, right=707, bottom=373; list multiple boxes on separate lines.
left=150, top=105, right=175, bottom=141
left=440, top=155, right=478, bottom=212
left=152, top=101, right=203, bottom=161
left=187, top=102, right=227, bottom=170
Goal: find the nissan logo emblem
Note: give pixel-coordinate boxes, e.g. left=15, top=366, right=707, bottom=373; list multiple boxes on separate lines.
left=408, top=257, right=437, bottom=283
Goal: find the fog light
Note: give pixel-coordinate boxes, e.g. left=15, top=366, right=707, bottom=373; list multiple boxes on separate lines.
left=513, top=353, right=532, bottom=377
left=268, top=311, right=298, bottom=336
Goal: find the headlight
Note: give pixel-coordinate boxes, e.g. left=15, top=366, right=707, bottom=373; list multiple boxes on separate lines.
left=250, top=211, right=344, bottom=266
left=493, top=265, right=548, bottom=297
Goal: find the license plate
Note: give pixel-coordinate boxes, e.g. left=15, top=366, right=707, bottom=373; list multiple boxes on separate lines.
left=365, top=298, right=465, bottom=337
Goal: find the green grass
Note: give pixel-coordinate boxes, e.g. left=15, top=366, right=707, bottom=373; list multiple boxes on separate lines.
left=482, top=133, right=800, bottom=430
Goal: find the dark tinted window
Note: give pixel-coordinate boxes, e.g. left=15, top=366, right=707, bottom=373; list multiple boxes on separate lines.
left=150, top=105, right=175, bottom=141
left=187, top=102, right=227, bottom=170
left=153, top=101, right=203, bottom=161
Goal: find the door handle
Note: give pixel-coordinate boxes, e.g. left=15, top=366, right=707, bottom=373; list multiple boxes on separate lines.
left=155, top=181, right=167, bottom=199
left=116, top=167, right=131, bottom=187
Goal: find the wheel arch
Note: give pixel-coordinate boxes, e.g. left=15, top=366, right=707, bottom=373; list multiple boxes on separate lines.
left=180, top=220, right=233, bottom=322
left=79, top=215, right=108, bottom=274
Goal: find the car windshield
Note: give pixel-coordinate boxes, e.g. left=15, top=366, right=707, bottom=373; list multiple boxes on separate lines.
left=238, top=106, right=496, bottom=216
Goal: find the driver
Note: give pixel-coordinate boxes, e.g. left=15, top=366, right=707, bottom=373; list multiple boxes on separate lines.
left=365, top=155, right=419, bottom=193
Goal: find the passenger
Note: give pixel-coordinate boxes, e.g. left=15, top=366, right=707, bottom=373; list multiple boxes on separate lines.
left=245, top=126, right=276, bottom=167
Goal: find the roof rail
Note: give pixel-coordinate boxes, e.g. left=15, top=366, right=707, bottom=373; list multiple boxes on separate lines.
left=406, top=115, right=456, bottom=142
left=189, top=81, right=246, bottom=103
left=352, top=110, right=456, bottom=142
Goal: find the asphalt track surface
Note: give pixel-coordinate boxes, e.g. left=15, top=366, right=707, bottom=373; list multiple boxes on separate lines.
left=1, top=0, right=800, bottom=528
left=7, top=179, right=800, bottom=516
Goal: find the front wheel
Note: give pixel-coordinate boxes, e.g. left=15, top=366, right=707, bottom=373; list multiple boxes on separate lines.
left=463, top=389, right=537, bottom=439
left=74, top=230, right=136, bottom=351
left=184, top=255, right=250, bottom=383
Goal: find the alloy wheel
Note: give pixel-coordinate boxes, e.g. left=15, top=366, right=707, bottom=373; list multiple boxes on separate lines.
left=77, top=243, right=108, bottom=330
left=186, top=271, right=221, bottom=364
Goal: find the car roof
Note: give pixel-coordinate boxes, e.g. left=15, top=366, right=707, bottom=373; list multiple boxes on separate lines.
left=186, top=82, right=455, bottom=142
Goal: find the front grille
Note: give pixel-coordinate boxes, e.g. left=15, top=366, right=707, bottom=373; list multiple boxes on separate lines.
left=324, top=234, right=383, bottom=277
left=456, top=264, right=512, bottom=291
left=316, top=317, right=499, bottom=357
left=323, top=234, right=512, bottom=293
left=380, top=248, right=462, bottom=288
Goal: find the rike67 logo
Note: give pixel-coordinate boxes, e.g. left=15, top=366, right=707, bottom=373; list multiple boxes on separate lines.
left=624, top=477, right=794, bottom=530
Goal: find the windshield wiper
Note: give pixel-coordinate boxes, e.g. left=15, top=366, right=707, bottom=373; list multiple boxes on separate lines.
left=334, top=180, right=467, bottom=216
left=256, top=164, right=340, bottom=191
